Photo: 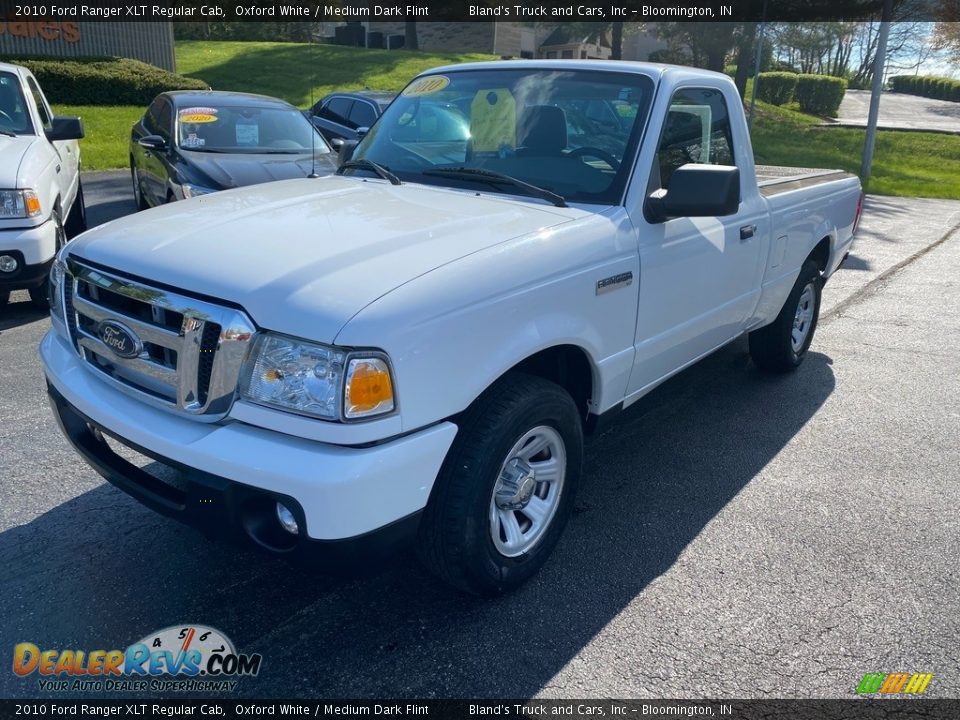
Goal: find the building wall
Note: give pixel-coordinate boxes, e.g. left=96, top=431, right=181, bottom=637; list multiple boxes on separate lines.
left=0, top=21, right=176, bottom=71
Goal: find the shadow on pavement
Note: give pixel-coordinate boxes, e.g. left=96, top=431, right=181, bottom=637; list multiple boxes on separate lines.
left=0, top=336, right=835, bottom=698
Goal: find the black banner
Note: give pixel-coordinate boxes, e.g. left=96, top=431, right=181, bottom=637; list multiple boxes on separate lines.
left=0, top=0, right=953, bottom=23
left=2, top=700, right=960, bottom=720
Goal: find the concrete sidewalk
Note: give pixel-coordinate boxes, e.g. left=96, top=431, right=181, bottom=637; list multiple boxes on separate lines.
left=822, top=196, right=960, bottom=318
left=832, top=89, right=960, bottom=134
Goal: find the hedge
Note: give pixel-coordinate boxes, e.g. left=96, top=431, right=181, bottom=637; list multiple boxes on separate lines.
left=756, top=72, right=798, bottom=106
left=0, top=56, right=209, bottom=105
left=794, top=74, right=847, bottom=116
left=889, top=75, right=960, bottom=103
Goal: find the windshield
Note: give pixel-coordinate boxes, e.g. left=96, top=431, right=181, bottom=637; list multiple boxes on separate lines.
left=176, top=104, right=331, bottom=154
left=351, top=68, right=653, bottom=205
left=0, top=71, right=34, bottom=135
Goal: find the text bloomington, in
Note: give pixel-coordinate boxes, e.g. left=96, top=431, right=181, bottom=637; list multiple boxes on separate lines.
left=469, top=5, right=728, bottom=18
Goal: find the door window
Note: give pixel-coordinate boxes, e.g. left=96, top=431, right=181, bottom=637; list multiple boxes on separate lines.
left=348, top=101, right=378, bottom=129
left=157, top=100, right=173, bottom=140
left=651, top=87, right=735, bottom=190
left=26, top=76, right=53, bottom=132
left=319, top=97, right=354, bottom=128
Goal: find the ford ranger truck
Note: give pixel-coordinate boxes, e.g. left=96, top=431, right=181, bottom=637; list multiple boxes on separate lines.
left=1, top=62, right=85, bottom=310
left=41, top=62, right=863, bottom=595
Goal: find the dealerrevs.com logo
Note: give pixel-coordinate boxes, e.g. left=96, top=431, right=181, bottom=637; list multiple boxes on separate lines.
left=856, top=672, right=933, bottom=696
left=13, top=625, right=261, bottom=693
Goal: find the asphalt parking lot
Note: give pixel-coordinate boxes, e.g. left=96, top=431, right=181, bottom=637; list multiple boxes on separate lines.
left=836, top=89, right=960, bottom=133
left=1, top=175, right=959, bottom=699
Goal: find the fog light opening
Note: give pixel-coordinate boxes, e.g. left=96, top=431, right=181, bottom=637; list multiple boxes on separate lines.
left=276, top=502, right=299, bottom=535
left=0, top=255, right=18, bottom=274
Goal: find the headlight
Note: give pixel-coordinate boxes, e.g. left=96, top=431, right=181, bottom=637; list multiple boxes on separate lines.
left=181, top=183, right=216, bottom=199
left=48, top=253, right=68, bottom=323
left=0, top=189, right=41, bottom=219
left=238, top=334, right=396, bottom=421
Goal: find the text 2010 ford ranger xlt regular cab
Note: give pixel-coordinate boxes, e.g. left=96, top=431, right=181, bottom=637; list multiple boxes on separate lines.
left=41, top=62, right=862, bottom=594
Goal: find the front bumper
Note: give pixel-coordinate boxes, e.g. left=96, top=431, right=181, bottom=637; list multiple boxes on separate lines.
left=40, top=330, right=457, bottom=556
left=0, top=220, right=57, bottom=290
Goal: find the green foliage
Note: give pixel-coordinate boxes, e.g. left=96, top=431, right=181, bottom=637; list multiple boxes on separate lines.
left=889, top=75, right=960, bottom=103
left=794, top=74, right=847, bottom=117
left=174, top=40, right=496, bottom=107
left=0, top=57, right=208, bottom=106
left=751, top=103, right=960, bottom=199
left=756, top=72, right=798, bottom=106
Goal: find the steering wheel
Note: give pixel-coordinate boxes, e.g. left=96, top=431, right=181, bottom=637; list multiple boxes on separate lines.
left=568, top=146, right=621, bottom=170
left=0, top=110, right=14, bottom=125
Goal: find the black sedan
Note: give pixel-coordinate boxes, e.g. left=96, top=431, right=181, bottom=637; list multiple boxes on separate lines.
left=130, top=91, right=337, bottom=209
left=308, top=91, right=395, bottom=147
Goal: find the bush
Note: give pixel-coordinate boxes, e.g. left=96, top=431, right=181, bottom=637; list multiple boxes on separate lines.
left=795, top=74, right=847, bottom=116
left=756, top=72, right=798, bottom=106
left=0, top=56, right=208, bottom=106
left=890, top=75, right=960, bottom=103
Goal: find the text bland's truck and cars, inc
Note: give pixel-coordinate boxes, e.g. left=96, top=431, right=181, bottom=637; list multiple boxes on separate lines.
left=40, top=61, right=862, bottom=595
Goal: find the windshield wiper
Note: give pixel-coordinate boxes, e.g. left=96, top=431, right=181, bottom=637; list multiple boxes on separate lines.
left=422, top=167, right=566, bottom=208
left=337, top=159, right=401, bottom=186
left=0, top=130, right=16, bottom=137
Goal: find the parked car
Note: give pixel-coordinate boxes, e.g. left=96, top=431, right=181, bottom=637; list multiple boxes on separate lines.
left=42, top=61, right=863, bottom=596
left=308, top=91, right=395, bottom=147
left=0, top=61, right=85, bottom=310
left=130, top=91, right=337, bottom=209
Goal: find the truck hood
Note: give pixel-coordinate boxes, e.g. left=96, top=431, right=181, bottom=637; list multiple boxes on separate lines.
left=67, top=175, right=579, bottom=342
left=0, top=134, right=35, bottom=188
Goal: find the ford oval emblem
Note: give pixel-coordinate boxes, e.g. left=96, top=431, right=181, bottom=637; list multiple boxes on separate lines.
left=98, top=320, right=142, bottom=359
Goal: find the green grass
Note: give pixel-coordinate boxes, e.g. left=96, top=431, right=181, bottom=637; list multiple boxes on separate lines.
left=175, top=40, right=496, bottom=106
left=750, top=102, right=960, bottom=199
left=55, top=105, right=142, bottom=170
left=59, top=40, right=494, bottom=172
left=57, top=41, right=960, bottom=198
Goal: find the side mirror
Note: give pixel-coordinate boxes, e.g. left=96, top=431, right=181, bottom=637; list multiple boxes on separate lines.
left=645, top=164, right=740, bottom=224
left=330, top=137, right=344, bottom=150
left=338, top=139, right=359, bottom=166
left=46, top=116, right=84, bottom=142
left=138, top=135, right=168, bottom=152
left=356, top=126, right=370, bottom=138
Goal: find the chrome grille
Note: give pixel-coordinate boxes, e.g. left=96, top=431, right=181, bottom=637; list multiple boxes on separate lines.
left=63, top=259, right=256, bottom=421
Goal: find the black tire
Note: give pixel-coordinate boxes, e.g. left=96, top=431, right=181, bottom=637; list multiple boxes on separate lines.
left=749, top=259, right=823, bottom=372
left=64, top=179, right=87, bottom=238
left=417, top=372, right=583, bottom=596
left=131, top=160, right=148, bottom=211
left=29, top=206, right=66, bottom=311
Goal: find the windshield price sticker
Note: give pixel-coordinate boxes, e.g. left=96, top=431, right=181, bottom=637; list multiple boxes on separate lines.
left=403, top=75, right=450, bottom=97
left=179, top=107, right=219, bottom=124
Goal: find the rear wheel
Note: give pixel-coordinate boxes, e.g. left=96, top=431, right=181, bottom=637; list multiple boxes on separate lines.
left=418, top=373, right=583, bottom=595
left=749, top=259, right=823, bottom=372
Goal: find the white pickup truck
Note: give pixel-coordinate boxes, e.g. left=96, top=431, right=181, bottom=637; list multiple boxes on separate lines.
left=0, top=61, right=86, bottom=310
left=41, top=61, right=862, bottom=595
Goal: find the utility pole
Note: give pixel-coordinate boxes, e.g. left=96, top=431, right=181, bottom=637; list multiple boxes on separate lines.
left=861, top=0, right=893, bottom=183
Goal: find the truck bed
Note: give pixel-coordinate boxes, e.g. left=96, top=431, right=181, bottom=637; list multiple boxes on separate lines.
left=756, top=165, right=856, bottom=197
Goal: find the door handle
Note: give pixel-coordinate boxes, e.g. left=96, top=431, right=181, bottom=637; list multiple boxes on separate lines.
left=740, top=224, right=756, bottom=240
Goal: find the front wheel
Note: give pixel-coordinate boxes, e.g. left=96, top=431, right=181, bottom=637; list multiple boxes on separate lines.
left=749, top=259, right=823, bottom=372
left=29, top=206, right=66, bottom=311
left=64, top=178, right=87, bottom=238
left=417, top=373, right=583, bottom=596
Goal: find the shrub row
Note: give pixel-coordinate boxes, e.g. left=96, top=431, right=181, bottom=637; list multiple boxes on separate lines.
left=756, top=72, right=847, bottom=116
left=756, top=72, right=798, bottom=106
left=889, top=75, right=960, bottom=103
left=0, top=56, right=208, bottom=105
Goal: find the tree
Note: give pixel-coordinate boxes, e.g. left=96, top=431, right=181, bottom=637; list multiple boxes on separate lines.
left=404, top=21, right=419, bottom=51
